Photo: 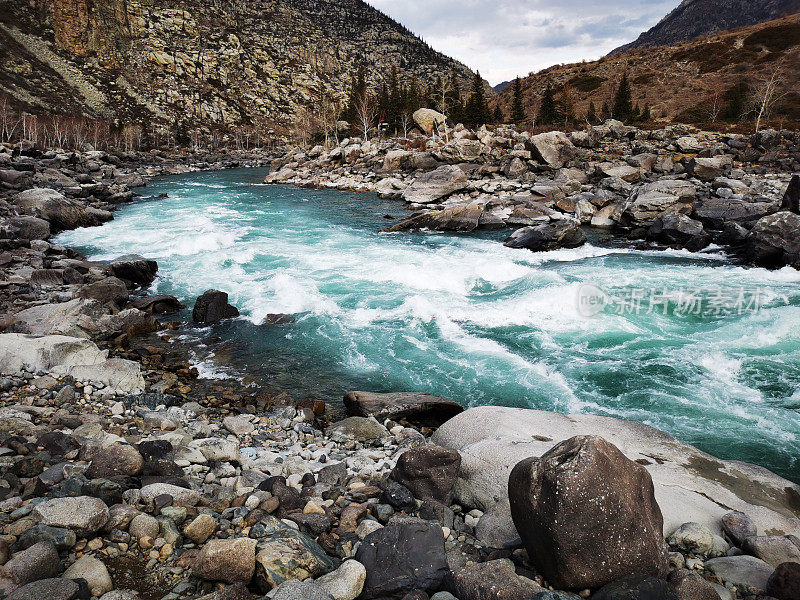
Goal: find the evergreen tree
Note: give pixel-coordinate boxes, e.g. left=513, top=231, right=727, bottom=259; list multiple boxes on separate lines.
left=723, top=81, right=748, bottom=121
left=537, top=83, right=559, bottom=125
left=559, top=85, right=577, bottom=127
left=587, top=101, right=598, bottom=124
left=612, top=72, right=634, bottom=122
left=388, top=66, right=402, bottom=131
left=639, top=103, right=651, bottom=122
left=445, top=70, right=463, bottom=123
left=511, top=77, right=526, bottom=124
left=343, top=65, right=367, bottom=123
left=601, top=101, right=610, bottom=120
left=493, top=105, right=505, bottom=124
left=407, top=75, right=421, bottom=112
left=377, top=83, right=390, bottom=130
left=464, top=71, right=490, bottom=128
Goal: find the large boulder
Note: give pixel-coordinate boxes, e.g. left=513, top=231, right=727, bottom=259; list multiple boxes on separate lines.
left=693, top=198, right=778, bottom=229
left=647, top=212, right=711, bottom=251
left=5, top=216, right=50, bottom=240
left=781, top=174, right=799, bottom=214
left=591, top=575, right=677, bottom=600
left=0, top=541, right=59, bottom=585
left=14, top=188, right=99, bottom=233
left=342, top=391, right=463, bottom=427
left=704, top=555, right=774, bottom=593
left=193, top=290, right=240, bottom=324
left=381, top=204, right=484, bottom=233
left=503, top=221, right=586, bottom=252
left=108, top=255, right=158, bottom=286
left=355, top=517, right=448, bottom=599
left=13, top=298, right=111, bottom=338
left=746, top=211, right=800, bottom=268
left=0, top=334, right=105, bottom=374
left=413, top=108, right=447, bottom=136
left=62, top=556, right=113, bottom=596
left=529, top=132, right=576, bottom=168
left=767, top=562, right=800, bottom=600
left=73, top=277, right=129, bottom=306
left=622, top=180, right=696, bottom=227
left=509, top=436, right=668, bottom=590
left=401, top=165, right=467, bottom=204
left=62, top=358, right=145, bottom=394
left=6, top=579, right=80, bottom=600
left=430, top=407, right=800, bottom=539
left=390, top=444, right=461, bottom=503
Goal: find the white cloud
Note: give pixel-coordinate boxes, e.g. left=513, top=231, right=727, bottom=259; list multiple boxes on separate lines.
left=366, top=0, right=682, bottom=85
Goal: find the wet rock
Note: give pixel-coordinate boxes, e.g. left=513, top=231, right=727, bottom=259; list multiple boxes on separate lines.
left=503, top=221, right=586, bottom=252
left=381, top=204, right=484, bottom=232
left=647, top=212, right=711, bottom=251
left=704, top=555, right=774, bottom=593
left=6, top=578, right=80, bottom=600
left=767, top=561, right=800, bottom=600
left=262, top=313, right=295, bottom=325
left=86, top=444, right=144, bottom=479
left=693, top=198, right=778, bottom=228
left=0, top=541, right=59, bottom=585
left=192, top=290, right=240, bottom=324
left=33, top=496, right=109, bottom=536
left=342, top=391, right=462, bottom=427
left=271, top=580, right=335, bottom=600
left=193, top=538, right=257, bottom=583
left=746, top=211, right=800, bottom=268
left=108, top=255, right=158, bottom=287
left=721, top=511, right=757, bottom=546
left=402, top=166, right=467, bottom=204
left=63, top=556, right=113, bottom=596
left=390, top=444, right=461, bottom=504
left=590, top=575, right=676, bottom=600
left=451, top=558, right=545, bottom=600
left=355, top=517, right=447, bottom=599
left=508, top=435, right=668, bottom=590
left=316, top=559, right=367, bottom=600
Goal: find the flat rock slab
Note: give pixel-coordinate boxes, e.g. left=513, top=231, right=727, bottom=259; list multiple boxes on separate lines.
left=343, top=391, right=463, bottom=427
left=431, top=406, right=800, bottom=538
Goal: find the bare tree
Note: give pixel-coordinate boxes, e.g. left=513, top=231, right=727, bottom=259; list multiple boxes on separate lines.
left=355, top=92, right=377, bottom=141
left=0, top=95, right=20, bottom=143
left=399, top=110, right=413, bottom=139
left=707, top=93, right=722, bottom=123
left=751, top=61, right=788, bottom=133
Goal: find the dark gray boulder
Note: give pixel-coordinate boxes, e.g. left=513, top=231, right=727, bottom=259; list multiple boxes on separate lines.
left=342, top=391, right=462, bottom=427
left=192, top=290, right=240, bottom=324
left=354, top=517, right=448, bottom=599
left=781, top=174, right=799, bottom=214
left=767, top=561, right=800, bottom=600
left=746, top=211, right=800, bottom=268
left=692, top=198, right=778, bottom=229
left=508, top=436, right=668, bottom=590
left=590, top=575, right=677, bottom=600
left=6, top=578, right=80, bottom=600
left=390, top=444, right=461, bottom=504
left=647, top=212, right=711, bottom=251
left=109, top=255, right=158, bottom=287
left=503, top=221, right=586, bottom=252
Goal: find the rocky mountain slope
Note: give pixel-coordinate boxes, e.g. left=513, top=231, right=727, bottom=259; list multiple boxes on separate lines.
left=0, top=0, right=477, bottom=136
left=613, top=0, right=800, bottom=53
left=493, top=14, right=800, bottom=128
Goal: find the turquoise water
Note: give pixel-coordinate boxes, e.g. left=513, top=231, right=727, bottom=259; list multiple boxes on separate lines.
left=57, top=168, right=800, bottom=482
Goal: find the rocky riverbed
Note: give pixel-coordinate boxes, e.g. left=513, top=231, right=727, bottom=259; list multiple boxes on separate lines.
left=0, top=138, right=799, bottom=600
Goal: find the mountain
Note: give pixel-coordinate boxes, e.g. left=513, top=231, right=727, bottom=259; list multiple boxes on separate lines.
left=493, top=13, right=800, bottom=128
left=0, top=0, right=477, bottom=136
left=613, top=0, right=800, bottom=53
left=493, top=81, right=511, bottom=93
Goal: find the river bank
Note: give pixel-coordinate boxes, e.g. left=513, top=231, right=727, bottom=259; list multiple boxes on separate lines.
left=0, top=138, right=799, bottom=600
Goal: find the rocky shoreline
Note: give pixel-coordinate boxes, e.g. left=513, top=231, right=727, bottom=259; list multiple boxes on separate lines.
left=0, top=138, right=799, bottom=600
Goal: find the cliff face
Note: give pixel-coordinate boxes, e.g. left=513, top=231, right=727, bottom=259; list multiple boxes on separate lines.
left=0, top=0, right=477, bottom=133
left=613, top=0, right=800, bottom=53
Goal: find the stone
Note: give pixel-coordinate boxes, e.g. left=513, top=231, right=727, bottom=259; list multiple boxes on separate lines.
left=139, top=483, right=200, bottom=506
left=193, top=538, right=257, bottom=583
left=693, top=198, right=777, bottom=228
left=6, top=578, right=80, bottom=600
left=253, top=521, right=336, bottom=591
left=7, top=215, right=50, bottom=240
left=271, top=580, right=335, bottom=600
left=622, top=179, right=696, bottom=227
left=430, top=407, right=800, bottom=540
left=676, top=136, right=702, bottom=153
left=721, top=511, right=757, bottom=546
left=131, top=295, right=184, bottom=314
left=687, top=156, right=731, bottom=181
left=193, top=290, right=240, bottom=324
left=647, top=212, right=711, bottom=252
left=474, top=502, right=520, bottom=549
left=99, top=592, right=141, bottom=600
left=86, top=445, right=144, bottom=478
left=668, top=570, right=723, bottom=600
left=33, top=496, right=109, bottom=536
left=746, top=211, right=800, bottom=269
left=503, top=221, right=586, bottom=252
left=530, top=131, right=576, bottom=168
left=223, top=415, right=255, bottom=436
left=509, top=435, right=668, bottom=590
left=64, top=358, right=145, bottom=395
left=667, top=522, right=716, bottom=557
left=767, top=561, right=800, bottom=600
left=129, top=514, right=160, bottom=540
left=413, top=109, right=447, bottom=136
left=15, top=188, right=99, bottom=233
left=108, top=255, right=158, bottom=286
left=315, top=559, right=367, bottom=600
left=451, top=558, right=545, bottom=600
left=342, top=391, right=462, bottom=427
left=63, top=556, right=113, bottom=596
left=0, top=334, right=105, bottom=374
left=401, top=166, right=468, bottom=204
left=355, top=517, right=447, bottom=599
left=326, top=417, right=389, bottom=442
left=704, top=555, right=774, bottom=593
left=781, top=174, right=800, bottom=214
left=742, top=535, right=800, bottom=567
left=0, top=541, right=59, bottom=584
left=184, top=513, right=217, bottom=544
left=189, top=437, right=240, bottom=462
left=590, top=575, right=677, bottom=600
left=16, top=525, right=76, bottom=551
left=381, top=203, right=484, bottom=233
left=390, top=444, right=461, bottom=503
left=74, top=277, right=129, bottom=306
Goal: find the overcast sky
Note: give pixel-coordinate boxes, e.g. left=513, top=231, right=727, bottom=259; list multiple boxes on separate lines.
left=366, top=0, right=682, bottom=85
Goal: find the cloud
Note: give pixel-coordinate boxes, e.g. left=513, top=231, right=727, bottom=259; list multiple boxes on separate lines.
left=365, top=0, right=682, bottom=85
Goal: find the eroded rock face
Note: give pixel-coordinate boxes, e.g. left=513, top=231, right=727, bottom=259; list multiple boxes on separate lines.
left=508, top=435, right=668, bottom=590
left=503, top=221, right=586, bottom=252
